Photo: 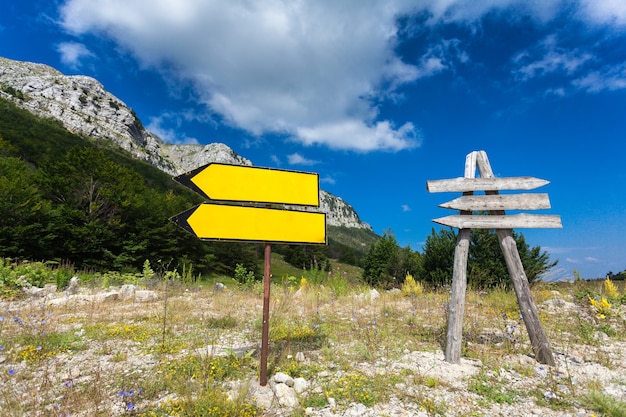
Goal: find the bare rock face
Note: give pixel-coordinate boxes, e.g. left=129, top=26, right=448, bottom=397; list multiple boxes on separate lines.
left=320, top=190, right=370, bottom=229
left=0, top=57, right=176, bottom=173
left=0, top=56, right=372, bottom=230
left=162, top=142, right=252, bottom=172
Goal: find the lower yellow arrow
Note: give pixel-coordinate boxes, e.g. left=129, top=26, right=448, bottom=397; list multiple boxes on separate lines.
left=171, top=204, right=326, bottom=244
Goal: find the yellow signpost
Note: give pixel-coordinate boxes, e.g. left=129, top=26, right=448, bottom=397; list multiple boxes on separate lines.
left=171, top=163, right=326, bottom=244
left=170, top=162, right=326, bottom=386
left=174, top=203, right=326, bottom=244
left=174, top=163, right=320, bottom=206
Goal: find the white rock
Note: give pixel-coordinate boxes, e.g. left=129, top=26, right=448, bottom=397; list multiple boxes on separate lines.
left=119, top=284, right=136, bottom=300
left=293, top=377, right=309, bottom=394
left=348, top=403, right=368, bottom=416
left=249, top=382, right=275, bottom=410
left=64, top=276, right=81, bottom=295
left=275, top=383, right=299, bottom=408
left=96, top=292, right=119, bottom=303
left=274, top=372, right=294, bottom=387
left=135, top=290, right=158, bottom=302
left=369, top=289, right=381, bottom=301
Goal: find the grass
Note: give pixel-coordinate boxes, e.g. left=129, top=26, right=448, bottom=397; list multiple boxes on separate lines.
left=1, top=260, right=625, bottom=416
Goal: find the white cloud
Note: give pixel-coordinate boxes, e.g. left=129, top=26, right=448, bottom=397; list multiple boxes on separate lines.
left=57, top=0, right=626, bottom=150
left=56, top=41, right=94, bottom=69
left=401, top=204, right=411, bottom=212
left=296, top=119, right=420, bottom=151
left=416, top=0, right=564, bottom=25
left=577, top=0, right=626, bottom=26
left=512, top=35, right=593, bottom=82
left=417, top=0, right=626, bottom=27
left=287, top=153, right=319, bottom=166
left=573, top=63, right=626, bottom=92
left=59, top=0, right=424, bottom=152
left=320, top=175, right=336, bottom=185
left=146, top=115, right=199, bottom=144
left=270, top=155, right=281, bottom=166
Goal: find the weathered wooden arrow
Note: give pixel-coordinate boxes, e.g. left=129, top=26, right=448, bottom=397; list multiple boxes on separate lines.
left=439, top=193, right=551, bottom=211
left=426, top=176, right=549, bottom=193
left=433, top=213, right=562, bottom=229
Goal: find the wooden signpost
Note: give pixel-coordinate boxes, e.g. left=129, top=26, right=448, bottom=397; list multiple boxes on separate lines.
left=171, top=163, right=327, bottom=385
left=427, top=151, right=561, bottom=366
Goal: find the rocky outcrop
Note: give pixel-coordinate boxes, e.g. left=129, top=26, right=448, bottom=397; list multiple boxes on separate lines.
left=0, top=56, right=372, bottom=230
left=162, top=142, right=252, bottom=172
left=0, top=57, right=176, bottom=173
left=320, top=190, right=370, bottom=229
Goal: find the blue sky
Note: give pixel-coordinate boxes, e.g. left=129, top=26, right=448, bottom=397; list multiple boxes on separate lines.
left=1, top=1, right=625, bottom=280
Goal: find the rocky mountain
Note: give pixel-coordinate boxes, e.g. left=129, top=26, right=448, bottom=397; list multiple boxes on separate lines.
left=0, top=56, right=371, bottom=231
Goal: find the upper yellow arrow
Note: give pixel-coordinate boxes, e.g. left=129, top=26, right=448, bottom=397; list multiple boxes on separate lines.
left=174, top=163, right=320, bottom=206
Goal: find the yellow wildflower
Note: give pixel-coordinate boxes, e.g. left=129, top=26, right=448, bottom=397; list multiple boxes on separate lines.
left=603, top=277, right=619, bottom=300
left=402, top=274, right=423, bottom=296
left=589, top=296, right=612, bottom=318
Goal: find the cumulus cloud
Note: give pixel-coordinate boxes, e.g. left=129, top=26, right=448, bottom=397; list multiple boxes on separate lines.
left=287, top=153, right=319, bottom=166
left=401, top=204, right=411, bottom=212
left=56, top=41, right=93, bottom=69
left=57, top=0, right=626, bottom=150
left=577, top=0, right=626, bottom=26
left=59, top=0, right=424, bottom=152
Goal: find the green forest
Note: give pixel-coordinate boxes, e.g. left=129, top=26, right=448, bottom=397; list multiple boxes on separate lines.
left=0, top=97, right=375, bottom=277
left=0, top=95, right=563, bottom=289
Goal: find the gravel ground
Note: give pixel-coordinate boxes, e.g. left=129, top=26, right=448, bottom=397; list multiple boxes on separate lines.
left=1, top=283, right=624, bottom=416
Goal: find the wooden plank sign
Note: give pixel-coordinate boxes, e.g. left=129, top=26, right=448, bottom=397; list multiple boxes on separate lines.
left=426, top=176, right=549, bottom=193
left=439, top=193, right=551, bottom=211
left=433, top=213, right=562, bottom=229
left=427, top=150, right=558, bottom=367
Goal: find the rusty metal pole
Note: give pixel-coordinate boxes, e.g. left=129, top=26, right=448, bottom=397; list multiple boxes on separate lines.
left=260, top=243, right=271, bottom=386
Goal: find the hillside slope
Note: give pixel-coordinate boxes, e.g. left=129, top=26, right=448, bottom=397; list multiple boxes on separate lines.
left=0, top=56, right=372, bottom=232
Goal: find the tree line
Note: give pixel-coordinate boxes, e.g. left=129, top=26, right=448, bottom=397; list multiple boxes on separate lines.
left=0, top=96, right=558, bottom=287
left=361, top=228, right=557, bottom=290
left=0, top=97, right=263, bottom=276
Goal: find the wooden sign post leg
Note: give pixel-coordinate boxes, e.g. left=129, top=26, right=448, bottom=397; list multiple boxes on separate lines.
left=497, top=230, right=556, bottom=366
left=445, top=228, right=470, bottom=363
left=445, top=152, right=477, bottom=364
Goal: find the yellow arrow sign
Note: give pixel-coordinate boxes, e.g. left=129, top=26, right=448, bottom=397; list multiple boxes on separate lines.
left=171, top=204, right=327, bottom=244
left=174, top=163, right=320, bottom=206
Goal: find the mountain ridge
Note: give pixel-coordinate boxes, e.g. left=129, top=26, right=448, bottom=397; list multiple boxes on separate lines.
left=0, top=56, right=371, bottom=231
